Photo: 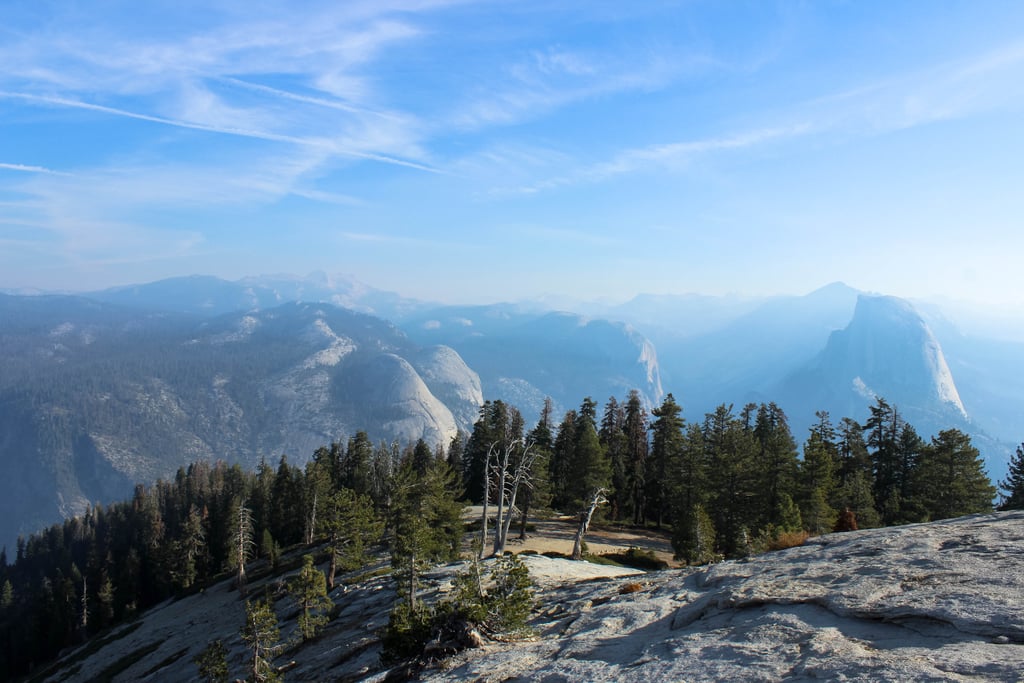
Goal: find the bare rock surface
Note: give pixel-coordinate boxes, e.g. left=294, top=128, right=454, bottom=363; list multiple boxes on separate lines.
left=430, top=512, right=1024, bottom=682
left=41, top=512, right=1024, bottom=682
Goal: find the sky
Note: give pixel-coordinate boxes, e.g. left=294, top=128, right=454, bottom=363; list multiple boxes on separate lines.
left=1, top=1, right=1023, bottom=307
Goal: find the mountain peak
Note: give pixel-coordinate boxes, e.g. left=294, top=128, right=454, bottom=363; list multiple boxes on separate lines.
left=833, top=294, right=967, bottom=417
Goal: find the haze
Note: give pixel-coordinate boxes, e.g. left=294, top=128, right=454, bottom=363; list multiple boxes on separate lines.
left=1, top=1, right=1023, bottom=308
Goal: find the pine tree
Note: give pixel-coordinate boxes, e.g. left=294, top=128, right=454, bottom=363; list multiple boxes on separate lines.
left=389, top=459, right=463, bottom=612
left=173, top=504, right=207, bottom=590
left=703, top=404, right=758, bottom=557
left=343, top=432, right=374, bottom=495
left=836, top=417, right=872, bottom=489
left=753, top=402, right=800, bottom=531
left=912, top=429, right=995, bottom=520
left=319, top=488, right=382, bottom=588
left=228, top=498, right=255, bottom=598
left=599, top=396, right=629, bottom=520
left=672, top=503, right=718, bottom=565
left=799, top=412, right=839, bottom=534
left=549, top=409, right=578, bottom=510
left=832, top=470, right=881, bottom=529
left=999, top=444, right=1024, bottom=510
left=646, top=394, right=684, bottom=528
left=193, top=639, right=230, bottom=683
left=864, top=395, right=921, bottom=524
left=464, top=401, right=520, bottom=504
left=519, top=399, right=554, bottom=540
left=291, top=555, right=332, bottom=641
left=623, top=390, right=650, bottom=525
left=241, top=598, right=282, bottom=683
left=446, top=431, right=466, bottom=491
left=451, top=553, right=534, bottom=636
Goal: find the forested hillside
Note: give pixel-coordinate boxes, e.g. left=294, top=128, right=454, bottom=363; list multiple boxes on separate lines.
left=0, top=295, right=481, bottom=549
left=2, top=391, right=1012, bottom=680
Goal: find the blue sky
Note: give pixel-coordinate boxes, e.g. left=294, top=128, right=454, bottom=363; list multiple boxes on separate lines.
left=1, top=1, right=1023, bottom=307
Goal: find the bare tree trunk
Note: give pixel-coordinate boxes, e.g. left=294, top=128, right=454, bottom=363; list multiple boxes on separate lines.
left=493, top=438, right=540, bottom=555
left=571, top=488, right=608, bottom=561
left=327, top=534, right=338, bottom=589
left=479, top=445, right=492, bottom=560
left=518, top=489, right=532, bottom=540
left=496, top=481, right=521, bottom=555
left=306, top=490, right=318, bottom=545
left=492, top=445, right=508, bottom=556
left=409, top=551, right=417, bottom=612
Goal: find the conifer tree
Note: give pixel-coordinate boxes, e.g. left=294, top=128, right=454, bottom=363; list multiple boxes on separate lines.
left=669, top=423, right=710, bottom=558
left=753, top=402, right=800, bottom=531
left=704, top=404, right=758, bottom=556
left=999, top=444, right=1024, bottom=510
left=319, top=488, right=382, bottom=588
left=193, top=639, right=229, bottom=683
left=912, top=429, right=995, bottom=520
left=292, top=554, right=332, bottom=641
left=646, top=394, right=684, bottom=528
left=599, top=396, right=629, bottom=520
left=836, top=417, right=872, bottom=488
left=799, top=412, right=839, bottom=534
left=446, top=431, right=466, bottom=491
left=864, top=398, right=917, bottom=524
left=623, top=390, right=650, bottom=525
left=567, top=399, right=611, bottom=513
left=229, top=498, right=255, bottom=598
left=519, top=399, right=554, bottom=539
left=173, top=504, right=207, bottom=590
left=241, top=598, right=282, bottom=683
left=343, top=432, right=375, bottom=495
left=389, top=459, right=463, bottom=612
left=549, top=409, right=578, bottom=510
left=464, top=401, right=520, bottom=504
left=672, top=503, right=718, bottom=565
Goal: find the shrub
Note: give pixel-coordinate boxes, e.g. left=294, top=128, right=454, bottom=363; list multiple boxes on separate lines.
left=767, top=530, right=810, bottom=552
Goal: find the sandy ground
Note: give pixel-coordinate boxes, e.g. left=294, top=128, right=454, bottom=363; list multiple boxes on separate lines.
left=464, top=506, right=679, bottom=567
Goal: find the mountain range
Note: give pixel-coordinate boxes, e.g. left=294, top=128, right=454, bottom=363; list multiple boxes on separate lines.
left=0, top=272, right=1020, bottom=549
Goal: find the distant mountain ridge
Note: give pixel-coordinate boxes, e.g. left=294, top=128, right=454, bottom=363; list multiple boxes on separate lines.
left=85, top=271, right=434, bottom=321
left=0, top=294, right=481, bottom=549
left=403, top=305, right=664, bottom=417
left=2, top=273, right=1020, bottom=548
left=780, top=294, right=972, bottom=438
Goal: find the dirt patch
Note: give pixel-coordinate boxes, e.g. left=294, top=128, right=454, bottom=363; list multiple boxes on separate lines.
left=464, top=507, right=680, bottom=568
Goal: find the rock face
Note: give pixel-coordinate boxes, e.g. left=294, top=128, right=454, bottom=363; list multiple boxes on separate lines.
left=0, top=296, right=481, bottom=548
left=781, top=294, right=972, bottom=443
left=820, top=295, right=966, bottom=416
left=405, top=306, right=664, bottom=418
left=38, top=512, right=1024, bottom=682
left=411, top=345, right=485, bottom=431
left=437, top=512, right=1024, bottom=682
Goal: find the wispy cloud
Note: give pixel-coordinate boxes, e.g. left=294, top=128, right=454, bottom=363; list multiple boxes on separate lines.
left=0, top=90, right=440, bottom=173
left=490, top=124, right=809, bottom=196
left=797, top=39, right=1024, bottom=135
left=482, top=35, right=1024, bottom=198
left=0, top=162, right=71, bottom=176
left=449, top=46, right=704, bottom=131
left=0, top=3, right=455, bottom=179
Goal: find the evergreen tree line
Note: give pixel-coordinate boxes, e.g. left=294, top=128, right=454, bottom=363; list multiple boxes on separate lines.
left=1, top=391, right=1020, bottom=678
left=457, top=394, right=1004, bottom=564
left=0, top=432, right=451, bottom=679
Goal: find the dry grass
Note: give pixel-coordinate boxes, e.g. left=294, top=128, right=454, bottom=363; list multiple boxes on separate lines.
left=767, top=530, right=810, bottom=551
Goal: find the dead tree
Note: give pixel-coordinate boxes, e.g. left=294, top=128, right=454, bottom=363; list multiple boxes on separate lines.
left=487, top=437, right=541, bottom=556
left=479, top=442, right=494, bottom=560
left=234, top=499, right=255, bottom=597
left=571, top=488, right=608, bottom=561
